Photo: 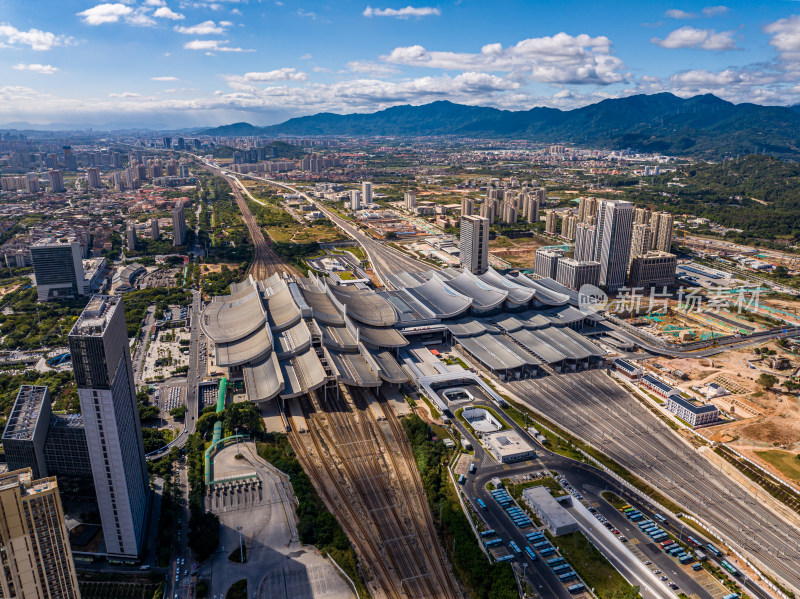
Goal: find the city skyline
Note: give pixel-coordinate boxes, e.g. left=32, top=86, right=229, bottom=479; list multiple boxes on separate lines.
left=1, top=1, right=800, bottom=127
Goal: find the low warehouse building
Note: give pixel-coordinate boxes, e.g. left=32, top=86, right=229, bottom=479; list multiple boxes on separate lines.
left=522, top=486, right=578, bottom=536
left=483, top=430, right=536, bottom=463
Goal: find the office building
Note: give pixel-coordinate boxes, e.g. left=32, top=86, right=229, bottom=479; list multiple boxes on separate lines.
left=461, top=197, right=474, bottom=217
left=0, top=469, right=81, bottom=599
left=1, top=386, right=51, bottom=479
left=49, top=169, right=65, bottom=193
left=664, top=395, right=719, bottom=427
left=629, top=224, right=652, bottom=266
left=574, top=223, right=595, bottom=262
left=593, top=200, right=634, bottom=291
left=545, top=211, right=557, bottom=234
left=628, top=251, right=677, bottom=288
left=163, top=136, right=172, bottom=149
left=126, top=223, right=136, bottom=251
left=86, top=167, right=101, bottom=189
left=651, top=211, right=674, bottom=252
left=562, top=214, right=578, bottom=240
left=31, top=238, right=86, bottom=301
left=459, top=215, right=490, bottom=275
left=534, top=248, right=564, bottom=280
left=172, top=202, right=186, bottom=246
left=404, top=190, right=416, bottom=211
left=150, top=218, right=160, bottom=241
left=350, top=190, right=361, bottom=211
left=555, top=258, right=600, bottom=291
left=69, top=296, right=150, bottom=559
left=361, top=181, right=373, bottom=205
left=44, top=414, right=92, bottom=480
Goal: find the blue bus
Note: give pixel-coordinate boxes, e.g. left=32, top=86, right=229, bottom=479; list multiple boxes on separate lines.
left=480, top=530, right=496, bottom=538
left=484, top=538, right=503, bottom=548
left=509, top=541, right=521, bottom=555
left=679, top=555, right=694, bottom=565
left=567, top=583, right=586, bottom=594
left=553, top=564, right=571, bottom=574
left=532, top=541, right=550, bottom=549
left=527, top=534, right=545, bottom=542
left=706, top=543, right=722, bottom=557
left=524, top=546, right=537, bottom=561
left=654, top=513, right=667, bottom=523
left=721, top=560, right=740, bottom=577
left=558, top=571, right=578, bottom=582
left=546, top=557, right=566, bottom=567
left=539, top=546, right=556, bottom=557
left=496, top=554, right=514, bottom=562
left=476, top=498, right=487, bottom=510
left=722, top=594, right=740, bottom=599
left=692, top=563, right=703, bottom=571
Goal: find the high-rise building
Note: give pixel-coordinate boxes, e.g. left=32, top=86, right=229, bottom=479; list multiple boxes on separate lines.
left=63, top=146, right=77, bottom=172
left=68, top=296, right=150, bottom=559
left=574, top=223, right=595, bottom=262
left=628, top=251, right=677, bottom=288
left=31, top=238, right=86, bottom=301
left=593, top=199, right=634, bottom=291
left=629, top=224, right=652, bottom=267
left=350, top=190, right=361, bottom=211
left=524, top=196, right=539, bottom=224
left=163, top=136, right=172, bottom=149
left=179, top=164, right=190, bottom=178
left=49, top=169, right=65, bottom=193
left=562, top=214, right=578, bottom=240
left=172, top=202, right=186, bottom=246
left=651, top=211, right=674, bottom=252
left=150, top=218, right=160, bottom=241
left=1, top=386, right=51, bottom=479
left=479, top=201, right=496, bottom=224
left=633, top=207, right=650, bottom=226
left=534, top=248, right=564, bottom=279
left=461, top=197, right=474, bottom=217
left=112, top=171, right=124, bottom=192
left=578, top=196, right=598, bottom=224
left=545, top=211, right=557, bottom=234
left=556, top=258, right=601, bottom=291
left=404, top=190, right=416, bottom=211
left=361, top=181, right=373, bottom=205
left=0, top=468, right=81, bottom=599
left=86, top=167, right=101, bottom=189
left=126, top=223, right=136, bottom=251
left=460, top=215, right=490, bottom=275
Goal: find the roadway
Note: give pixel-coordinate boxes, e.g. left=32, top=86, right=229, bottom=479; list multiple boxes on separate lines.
left=508, top=370, right=799, bottom=595
left=449, top=397, right=712, bottom=599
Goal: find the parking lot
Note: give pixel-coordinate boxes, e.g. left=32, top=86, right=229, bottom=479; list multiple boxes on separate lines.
left=158, top=385, right=185, bottom=412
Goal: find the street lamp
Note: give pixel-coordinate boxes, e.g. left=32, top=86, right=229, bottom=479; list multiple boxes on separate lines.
left=235, top=427, right=240, bottom=456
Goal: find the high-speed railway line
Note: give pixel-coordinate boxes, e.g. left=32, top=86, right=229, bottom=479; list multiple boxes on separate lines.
left=288, top=387, right=459, bottom=599
left=509, top=370, right=800, bottom=594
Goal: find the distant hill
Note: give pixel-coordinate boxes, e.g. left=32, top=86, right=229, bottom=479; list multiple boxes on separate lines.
left=200, top=93, right=800, bottom=158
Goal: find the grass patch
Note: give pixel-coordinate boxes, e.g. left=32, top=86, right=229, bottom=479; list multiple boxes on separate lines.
left=418, top=393, right=442, bottom=420
left=505, top=476, right=566, bottom=500
left=337, top=271, right=357, bottom=281
left=755, top=449, right=800, bottom=485
left=454, top=405, right=510, bottom=438
left=549, top=531, right=636, bottom=599
left=225, top=579, right=247, bottom=599
left=600, top=490, right=627, bottom=510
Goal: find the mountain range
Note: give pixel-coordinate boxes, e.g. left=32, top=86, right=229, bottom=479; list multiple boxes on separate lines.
left=200, top=93, right=800, bottom=158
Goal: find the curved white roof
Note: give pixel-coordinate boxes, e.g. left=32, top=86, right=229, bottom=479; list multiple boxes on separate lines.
left=325, top=348, right=382, bottom=387
left=266, top=283, right=302, bottom=331
left=242, top=352, right=284, bottom=402
left=299, top=285, right=344, bottom=325
left=279, top=348, right=327, bottom=399
left=273, top=319, right=312, bottom=359
left=506, top=273, right=570, bottom=306
left=368, top=348, right=409, bottom=384
left=404, top=276, right=471, bottom=319
left=201, top=287, right=266, bottom=343
left=328, top=284, right=398, bottom=327
left=214, top=324, right=273, bottom=367
left=478, top=267, right=535, bottom=305
left=355, top=323, right=408, bottom=348
left=442, top=271, right=508, bottom=311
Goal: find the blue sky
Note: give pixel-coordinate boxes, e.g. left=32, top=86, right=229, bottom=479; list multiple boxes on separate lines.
left=1, top=0, right=800, bottom=127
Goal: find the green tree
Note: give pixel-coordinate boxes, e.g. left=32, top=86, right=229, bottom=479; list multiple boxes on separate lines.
left=757, top=373, right=779, bottom=390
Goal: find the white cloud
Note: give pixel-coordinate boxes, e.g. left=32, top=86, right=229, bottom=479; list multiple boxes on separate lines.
left=0, top=23, right=72, bottom=51
left=152, top=76, right=179, bottom=81
left=183, top=39, right=251, bottom=52
left=154, top=6, right=185, bottom=19
left=382, top=33, right=628, bottom=85
left=702, top=5, right=728, bottom=17
left=12, top=63, right=59, bottom=75
left=127, top=9, right=157, bottom=26
left=225, top=68, right=308, bottom=89
left=347, top=60, right=399, bottom=77
left=664, top=9, right=697, bottom=19
left=175, top=20, right=227, bottom=34
left=363, top=5, right=441, bottom=19
left=651, top=26, right=736, bottom=50
left=144, top=0, right=166, bottom=5
left=297, top=9, right=317, bottom=19
left=77, top=3, right=134, bottom=25
left=300, top=53, right=313, bottom=60
left=765, top=15, right=800, bottom=65
left=109, top=91, right=147, bottom=98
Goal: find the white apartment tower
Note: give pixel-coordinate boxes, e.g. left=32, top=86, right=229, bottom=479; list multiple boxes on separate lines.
left=593, top=200, right=634, bottom=291
left=350, top=190, right=361, bottom=211
left=460, top=215, right=490, bottom=275
left=545, top=211, right=557, bottom=234
left=86, top=167, right=101, bottom=189
left=651, top=211, right=674, bottom=252
left=404, top=190, right=416, bottom=211
left=68, top=296, right=150, bottom=560
left=461, top=197, right=474, bottom=217
left=629, top=224, right=652, bottom=267
left=361, top=181, right=373, bottom=205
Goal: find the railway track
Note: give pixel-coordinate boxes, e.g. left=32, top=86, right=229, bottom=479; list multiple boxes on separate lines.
left=288, top=387, right=459, bottom=599
left=202, top=165, right=299, bottom=279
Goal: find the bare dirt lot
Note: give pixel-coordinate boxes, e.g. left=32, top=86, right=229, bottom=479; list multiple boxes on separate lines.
left=489, top=236, right=549, bottom=268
